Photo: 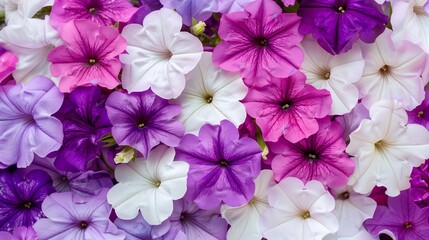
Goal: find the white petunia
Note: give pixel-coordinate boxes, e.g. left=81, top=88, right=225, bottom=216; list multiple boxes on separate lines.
left=221, top=170, right=275, bottom=240
left=107, top=145, right=189, bottom=225
left=355, top=29, right=428, bottom=111
left=329, top=187, right=376, bottom=238
left=5, top=0, right=52, bottom=25
left=301, top=36, right=364, bottom=115
left=323, top=227, right=378, bottom=240
left=261, top=178, right=339, bottom=240
left=0, top=16, right=61, bottom=84
left=171, top=52, right=247, bottom=134
left=347, top=100, right=429, bottom=197
left=390, top=0, right=429, bottom=54
left=120, top=8, right=203, bottom=99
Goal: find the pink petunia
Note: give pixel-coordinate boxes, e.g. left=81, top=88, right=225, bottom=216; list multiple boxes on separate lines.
left=48, top=19, right=126, bottom=92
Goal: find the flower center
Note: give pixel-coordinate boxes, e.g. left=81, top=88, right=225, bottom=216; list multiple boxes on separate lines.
left=404, top=221, right=412, bottom=229
left=88, top=7, right=96, bottom=14
left=23, top=201, right=32, bottom=209
left=254, top=37, right=269, bottom=47
left=154, top=180, right=161, bottom=188
left=307, top=153, right=317, bottom=161
left=336, top=6, right=346, bottom=13
left=324, top=72, right=330, bottom=80
left=339, top=191, right=350, bottom=200
left=375, top=140, right=386, bottom=151
left=301, top=211, right=311, bottom=219
left=206, top=96, right=213, bottom=103
left=79, top=221, right=89, bottom=229
left=138, top=123, right=145, bottom=128
left=379, top=65, right=389, bottom=75
left=180, top=213, right=186, bottom=221
left=88, top=58, right=97, bottom=65
left=418, top=111, right=424, bottom=118
left=413, top=6, right=429, bottom=16
left=219, top=160, right=228, bottom=167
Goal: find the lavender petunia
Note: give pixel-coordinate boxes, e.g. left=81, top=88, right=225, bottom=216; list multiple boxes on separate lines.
left=114, top=214, right=171, bottom=240
left=175, top=120, right=262, bottom=209
left=0, top=226, right=38, bottom=240
left=33, top=189, right=126, bottom=240
left=160, top=0, right=218, bottom=25
left=54, top=86, right=112, bottom=172
left=0, top=169, right=55, bottom=232
left=105, top=89, right=184, bottom=158
left=298, top=0, right=388, bottom=55
left=0, top=76, right=63, bottom=168
left=365, top=190, right=429, bottom=240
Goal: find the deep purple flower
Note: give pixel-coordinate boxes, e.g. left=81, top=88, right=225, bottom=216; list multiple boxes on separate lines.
left=365, top=190, right=429, bottom=240
left=408, top=87, right=429, bottom=130
left=0, top=76, right=63, bottom=168
left=0, top=169, right=54, bottom=231
left=33, top=189, right=125, bottom=240
left=105, top=89, right=184, bottom=158
left=268, top=117, right=355, bottom=188
left=128, top=0, right=163, bottom=24
left=50, top=0, right=137, bottom=31
left=0, top=226, right=38, bottom=240
left=410, top=159, right=429, bottom=208
left=298, top=0, right=388, bottom=54
left=160, top=0, right=218, bottom=25
left=54, top=86, right=112, bottom=172
left=175, top=120, right=262, bottom=209
left=161, top=199, right=228, bottom=240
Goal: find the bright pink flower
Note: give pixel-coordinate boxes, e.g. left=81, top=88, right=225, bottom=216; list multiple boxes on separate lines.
left=50, top=0, right=137, bottom=31
left=243, top=72, right=331, bottom=143
left=267, top=117, right=355, bottom=188
left=0, top=50, right=17, bottom=84
left=48, top=20, right=126, bottom=92
left=212, top=0, right=303, bottom=87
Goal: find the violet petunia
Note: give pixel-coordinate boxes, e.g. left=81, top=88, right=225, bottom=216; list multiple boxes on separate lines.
left=48, top=19, right=126, bottom=92
left=0, top=169, right=55, bottom=232
left=364, top=190, right=429, bottom=240
left=54, top=86, right=112, bottom=172
left=175, top=120, right=262, bottom=209
left=408, top=87, right=429, bottom=130
left=105, top=89, right=184, bottom=158
left=160, top=0, right=218, bottom=26
left=212, top=0, right=303, bottom=87
left=33, top=189, right=126, bottom=240
left=410, top=159, right=429, bottom=208
left=243, top=71, right=332, bottom=143
left=50, top=0, right=137, bottom=31
left=0, top=76, right=63, bottom=168
left=0, top=226, right=38, bottom=240
left=298, top=0, right=388, bottom=55
left=268, top=117, right=355, bottom=188
left=128, top=0, right=163, bottom=24
left=114, top=214, right=170, bottom=240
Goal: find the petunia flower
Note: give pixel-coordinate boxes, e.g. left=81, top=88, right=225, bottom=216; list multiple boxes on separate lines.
left=114, top=214, right=170, bottom=240
left=300, top=36, right=364, bottom=115
left=243, top=71, right=332, bottom=143
left=212, top=0, right=303, bottom=87
left=347, top=100, right=429, bottom=197
left=127, top=0, right=162, bottom=25
left=106, top=89, right=184, bottom=158
left=298, top=0, right=388, bottom=55
left=335, top=103, right=369, bottom=144
left=364, top=190, right=429, bottom=240
left=171, top=52, right=247, bottom=134
left=260, top=177, right=339, bottom=240
left=54, top=86, right=112, bottom=172
left=160, top=0, right=218, bottom=25
left=221, top=170, right=276, bottom=240
left=0, top=48, right=18, bottom=84
left=356, top=29, right=429, bottom=111
left=4, top=0, right=52, bottom=25
left=324, top=227, right=377, bottom=240
left=107, top=145, right=189, bottom=225
left=407, top=87, right=429, bottom=130
left=33, top=189, right=126, bottom=240
left=217, top=0, right=255, bottom=13
left=0, top=226, right=38, bottom=240
left=329, top=187, right=377, bottom=238
left=0, top=169, right=55, bottom=232
left=161, top=199, right=228, bottom=240
left=175, top=120, right=262, bottom=209
left=410, top=159, right=429, bottom=207
left=0, top=17, right=62, bottom=84
left=390, top=0, right=429, bottom=54
left=48, top=19, right=126, bottom=92
left=50, top=0, right=137, bottom=31
left=0, top=76, right=63, bottom=168
left=268, top=117, right=355, bottom=188
left=120, top=8, right=203, bottom=99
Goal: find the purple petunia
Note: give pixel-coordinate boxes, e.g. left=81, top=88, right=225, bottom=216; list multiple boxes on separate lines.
left=105, top=89, right=184, bottom=158
left=298, top=0, right=388, bottom=55
left=268, top=117, right=355, bottom=188
left=160, top=0, right=218, bottom=26
left=54, top=86, right=112, bottom=172
left=0, top=169, right=54, bottom=232
left=410, top=159, right=429, bottom=208
left=408, top=87, right=429, bottom=130
left=175, top=120, right=261, bottom=209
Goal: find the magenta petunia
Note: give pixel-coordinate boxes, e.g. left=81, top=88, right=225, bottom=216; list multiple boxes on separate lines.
left=0, top=76, right=63, bottom=168
left=105, top=89, right=184, bottom=158
left=410, top=159, right=429, bottom=208
left=268, top=117, right=355, bottom=188
left=175, top=120, right=262, bottom=209
left=243, top=71, right=332, bottom=143
left=212, top=0, right=303, bottom=87
left=365, top=190, right=429, bottom=240
left=48, top=19, right=126, bottom=93
left=50, top=0, right=137, bottom=31
left=408, top=87, right=429, bottom=130
left=0, top=48, right=17, bottom=84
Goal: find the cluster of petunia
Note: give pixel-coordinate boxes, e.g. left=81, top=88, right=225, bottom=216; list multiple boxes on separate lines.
left=0, top=0, right=429, bottom=239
